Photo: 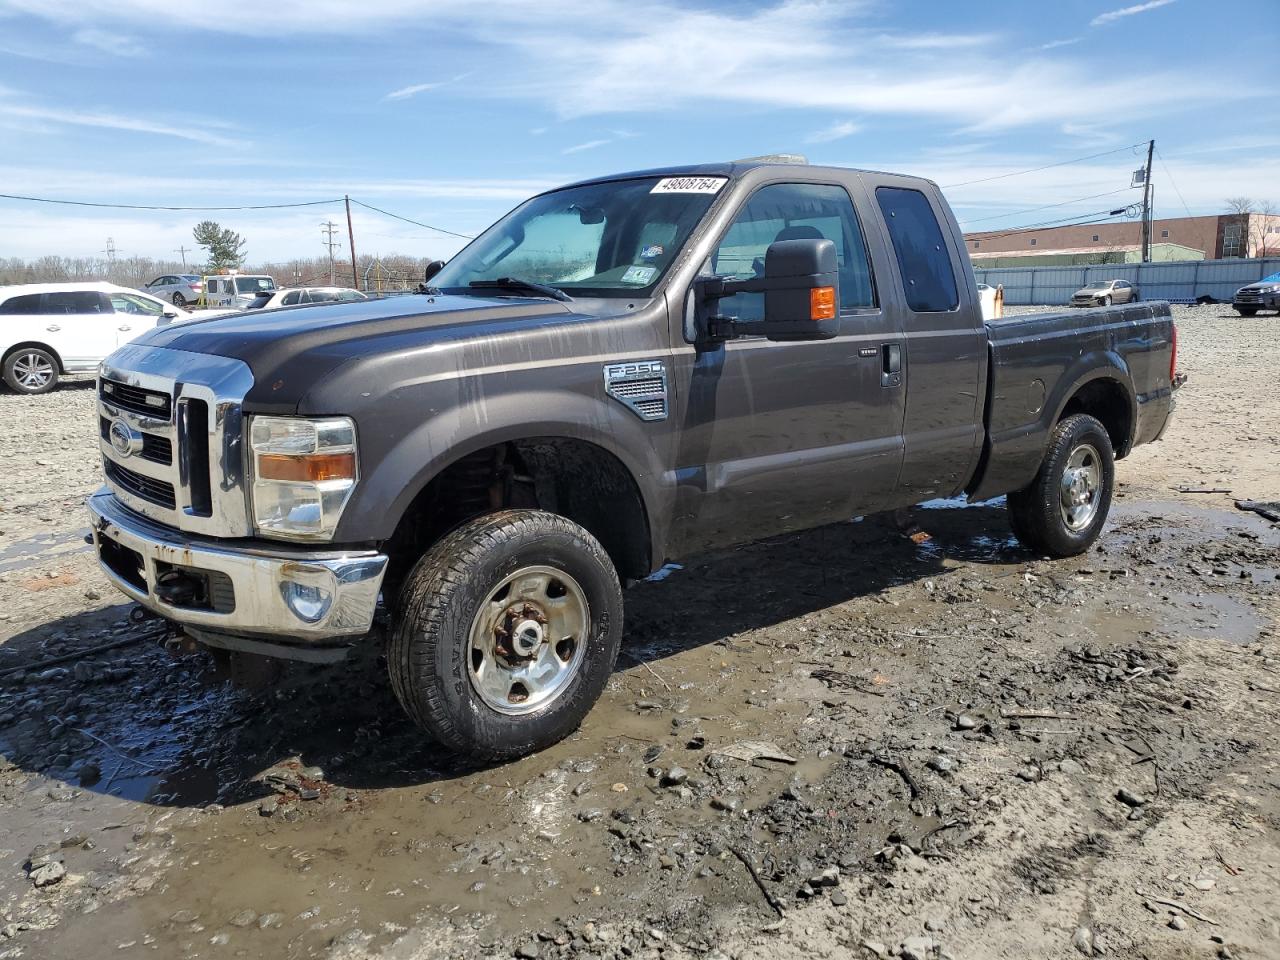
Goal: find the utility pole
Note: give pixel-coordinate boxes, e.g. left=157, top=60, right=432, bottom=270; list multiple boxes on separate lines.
left=103, top=237, right=117, bottom=263
left=174, top=245, right=190, bottom=268
left=321, top=220, right=341, bottom=285
left=344, top=196, right=359, bottom=291
left=1140, top=139, right=1154, bottom=263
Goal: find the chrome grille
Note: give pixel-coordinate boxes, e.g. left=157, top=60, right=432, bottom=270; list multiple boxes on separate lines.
left=100, top=378, right=172, bottom=419
left=97, top=345, right=254, bottom=537
left=105, top=458, right=177, bottom=509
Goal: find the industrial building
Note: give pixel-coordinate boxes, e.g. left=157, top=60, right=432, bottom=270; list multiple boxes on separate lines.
left=965, top=212, right=1280, bottom=268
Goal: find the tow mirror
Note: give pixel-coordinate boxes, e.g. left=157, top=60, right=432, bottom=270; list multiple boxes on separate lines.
left=696, top=237, right=840, bottom=342
left=424, top=260, right=446, bottom=283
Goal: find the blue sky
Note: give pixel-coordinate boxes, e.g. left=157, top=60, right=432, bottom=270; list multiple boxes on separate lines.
left=0, top=0, right=1276, bottom=264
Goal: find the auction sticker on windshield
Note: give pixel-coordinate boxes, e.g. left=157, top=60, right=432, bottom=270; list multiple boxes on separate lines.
left=650, top=177, right=727, bottom=194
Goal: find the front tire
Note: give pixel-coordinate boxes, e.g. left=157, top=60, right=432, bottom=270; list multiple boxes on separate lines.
left=1102, top=295, right=1112, bottom=307
left=1008, top=413, right=1115, bottom=558
left=1236, top=307, right=1258, bottom=317
left=3, top=348, right=58, bottom=395
left=388, top=510, right=623, bottom=759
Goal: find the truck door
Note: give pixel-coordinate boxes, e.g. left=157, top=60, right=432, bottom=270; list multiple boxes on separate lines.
left=864, top=179, right=986, bottom=502
left=670, top=180, right=906, bottom=555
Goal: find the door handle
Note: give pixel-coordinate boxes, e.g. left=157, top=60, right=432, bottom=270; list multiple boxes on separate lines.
left=881, top=343, right=902, bottom=388
left=118, top=325, right=132, bottom=331
left=46, top=324, right=61, bottom=332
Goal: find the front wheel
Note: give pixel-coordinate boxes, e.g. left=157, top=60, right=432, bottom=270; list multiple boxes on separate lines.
left=1235, top=307, right=1258, bottom=317
left=388, top=510, right=623, bottom=759
left=1008, top=413, right=1115, bottom=558
left=3, top=348, right=58, bottom=394
left=1102, top=295, right=1112, bottom=306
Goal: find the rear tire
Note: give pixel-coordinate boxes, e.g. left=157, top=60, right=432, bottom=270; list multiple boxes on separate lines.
left=171, top=292, right=187, bottom=307
left=388, top=510, right=623, bottom=759
left=3, top=347, right=58, bottom=395
left=1008, top=413, right=1115, bottom=558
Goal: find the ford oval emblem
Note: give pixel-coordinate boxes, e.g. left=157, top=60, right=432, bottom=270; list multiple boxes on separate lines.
left=108, top=418, right=143, bottom=458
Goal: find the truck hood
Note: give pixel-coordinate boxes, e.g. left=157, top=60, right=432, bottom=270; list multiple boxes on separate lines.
left=134, top=293, right=576, bottom=410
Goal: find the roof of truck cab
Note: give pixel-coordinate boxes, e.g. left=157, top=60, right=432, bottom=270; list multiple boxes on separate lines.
left=559, top=160, right=929, bottom=191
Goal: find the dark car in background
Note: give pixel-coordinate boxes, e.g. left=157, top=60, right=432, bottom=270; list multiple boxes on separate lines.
left=1232, top=272, right=1280, bottom=316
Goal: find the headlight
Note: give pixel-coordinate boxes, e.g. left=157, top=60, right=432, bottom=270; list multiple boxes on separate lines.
left=1260, top=285, right=1280, bottom=294
left=249, top=416, right=357, bottom=541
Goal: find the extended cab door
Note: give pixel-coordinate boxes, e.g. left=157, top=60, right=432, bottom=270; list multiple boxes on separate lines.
left=862, top=176, right=987, bottom=503
left=668, top=177, right=906, bottom=555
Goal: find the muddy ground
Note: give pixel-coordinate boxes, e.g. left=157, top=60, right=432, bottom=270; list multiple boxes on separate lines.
left=0, top=303, right=1277, bottom=960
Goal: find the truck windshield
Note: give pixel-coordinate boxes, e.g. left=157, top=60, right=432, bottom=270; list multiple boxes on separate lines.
left=431, top=176, right=725, bottom=299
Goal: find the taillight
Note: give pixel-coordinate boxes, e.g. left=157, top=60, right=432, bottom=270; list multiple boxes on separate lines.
left=1170, top=323, right=1178, bottom=383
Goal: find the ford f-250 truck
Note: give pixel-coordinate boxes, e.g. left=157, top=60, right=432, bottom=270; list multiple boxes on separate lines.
left=88, top=160, right=1179, bottom=758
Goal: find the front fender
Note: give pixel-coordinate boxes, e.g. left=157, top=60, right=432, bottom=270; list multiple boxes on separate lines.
left=335, top=387, right=673, bottom=562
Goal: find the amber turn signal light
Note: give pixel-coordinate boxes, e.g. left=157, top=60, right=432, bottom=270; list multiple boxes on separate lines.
left=809, top=286, right=836, bottom=320
left=257, top=452, right=356, bottom=483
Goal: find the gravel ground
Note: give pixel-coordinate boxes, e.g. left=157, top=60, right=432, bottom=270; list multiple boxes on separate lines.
left=0, top=303, right=1277, bottom=960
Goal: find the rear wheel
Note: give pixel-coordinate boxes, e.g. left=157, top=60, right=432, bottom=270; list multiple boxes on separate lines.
left=3, top=348, right=58, bottom=395
left=171, top=292, right=187, bottom=307
left=388, top=510, right=623, bottom=759
left=1008, top=413, right=1115, bottom=558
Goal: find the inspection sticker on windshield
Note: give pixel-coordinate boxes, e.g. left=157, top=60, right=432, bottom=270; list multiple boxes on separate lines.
left=621, top=265, right=657, bottom=285
left=651, top=176, right=727, bottom=195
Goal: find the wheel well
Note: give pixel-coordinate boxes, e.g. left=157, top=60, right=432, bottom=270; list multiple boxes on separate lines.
left=382, top=438, right=652, bottom=602
left=1, top=342, right=64, bottom=374
left=1059, top=378, right=1132, bottom=457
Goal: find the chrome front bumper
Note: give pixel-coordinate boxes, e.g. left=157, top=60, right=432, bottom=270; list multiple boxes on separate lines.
left=88, top=489, right=388, bottom=647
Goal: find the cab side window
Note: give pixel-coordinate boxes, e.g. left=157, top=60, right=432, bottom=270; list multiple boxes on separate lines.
left=875, top=186, right=959, bottom=313
left=710, top=182, right=876, bottom=323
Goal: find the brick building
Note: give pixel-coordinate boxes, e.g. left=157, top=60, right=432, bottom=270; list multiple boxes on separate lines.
left=965, top=212, right=1280, bottom=268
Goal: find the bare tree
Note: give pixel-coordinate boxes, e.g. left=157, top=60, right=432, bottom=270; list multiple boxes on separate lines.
left=1224, top=197, right=1256, bottom=215
left=1247, top=201, right=1278, bottom=258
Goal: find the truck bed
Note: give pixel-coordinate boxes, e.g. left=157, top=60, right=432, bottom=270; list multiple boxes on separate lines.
left=970, top=302, right=1176, bottom=501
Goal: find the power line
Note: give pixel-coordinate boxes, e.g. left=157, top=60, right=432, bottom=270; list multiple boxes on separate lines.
left=1154, top=146, right=1194, bottom=219
left=0, top=192, right=344, bottom=211
left=942, top=142, right=1148, bottom=189
left=349, top=198, right=474, bottom=240
left=969, top=209, right=1133, bottom=243
left=959, top=187, right=1132, bottom=226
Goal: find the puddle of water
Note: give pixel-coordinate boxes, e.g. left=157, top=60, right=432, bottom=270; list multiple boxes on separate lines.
left=0, top=528, right=92, bottom=573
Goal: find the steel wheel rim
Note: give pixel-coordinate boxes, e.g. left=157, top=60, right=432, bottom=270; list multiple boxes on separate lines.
left=13, top=353, right=53, bottom=390
left=1060, top=442, right=1102, bottom=531
left=466, top=564, right=589, bottom=716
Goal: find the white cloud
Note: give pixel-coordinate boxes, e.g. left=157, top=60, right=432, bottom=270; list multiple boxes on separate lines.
left=562, top=138, right=611, bottom=155
left=72, top=28, right=146, bottom=56
left=1040, top=37, right=1082, bottom=50
left=560, top=129, right=638, bottom=154
left=0, top=94, right=246, bottom=147
left=384, top=82, right=443, bottom=101
left=1091, top=0, right=1176, bottom=27
left=805, top=120, right=861, bottom=144
left=0, top=0, right=1232, bottom=134
left=383, top=74, right=469, bottom=101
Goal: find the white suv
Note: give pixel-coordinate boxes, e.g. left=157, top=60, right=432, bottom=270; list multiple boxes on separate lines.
left=0, top=282, right=193, bottom=395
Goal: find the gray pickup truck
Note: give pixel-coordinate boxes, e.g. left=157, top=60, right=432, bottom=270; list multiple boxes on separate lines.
left=89, top=160, right=1179, bottom=757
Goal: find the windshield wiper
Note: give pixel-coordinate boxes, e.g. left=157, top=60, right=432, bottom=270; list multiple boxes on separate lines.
left=469, top=277, right=573, bottom=302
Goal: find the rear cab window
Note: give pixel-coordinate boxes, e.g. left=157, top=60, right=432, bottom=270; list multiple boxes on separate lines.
left=875, top=186, right=959, bottom=313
